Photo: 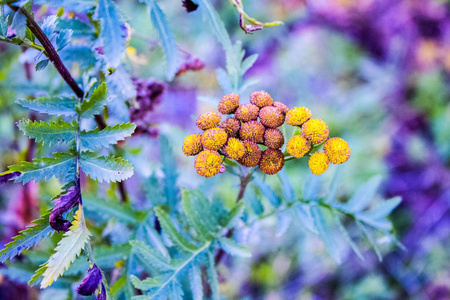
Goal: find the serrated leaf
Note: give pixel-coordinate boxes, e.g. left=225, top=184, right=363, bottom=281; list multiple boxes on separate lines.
left=9, top=152, right=76, bottom=184
left=37, top=205, right=92, bottom=288
left=219, top=237, right=251, bottom=257
left=310, top=204, right=341, bottom=264
left=80, top=82, right=108, bottom=117
left=344, top=176, right=382, bottom=213
left=35, top=59, right=50, bottom=71
left=140, top=0, right=180, bottom=80
left=81, top=123, right=136, bottom=150
left=17, top=119, right=76, bottom=146
left=359, top=196, right=402, bottom=220
left=182, top=189, right=219, bottom=241
left=0, top=212, right=54, bottom=263
left=82, top=197, right=140, bottom=224
left=93, top=0, right=127, bottom=69
left=129, top=240, right=174, bottom=272
left=80, top=151, right=134, bottom=183
left=16, top=96, right=78, bottom=116
left=253, top=173, right=281, bottom=207
left=154, top=206, right=198, bottom=253
left=130, top=275, right=161, bottom=291
left=206, top=250, right=220, bottom=300
left=56, top=29, right=72, bottom=51
left=41, top=15, right=57, bottom=40
left=195, top=0, right=241, bottom=91
left=189, top=263, right=203, bottom=300
left=0, top=7, right=9, bottom=38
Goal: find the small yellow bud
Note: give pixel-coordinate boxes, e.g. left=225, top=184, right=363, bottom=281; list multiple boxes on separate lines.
left=323, top=137, right=351, bottom=164
left=308, top=152, right=329, bottom=175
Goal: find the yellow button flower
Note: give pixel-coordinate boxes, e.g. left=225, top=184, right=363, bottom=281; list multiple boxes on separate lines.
left=323, top=137, right=351, bottom=164
left=201, top=128, right=228, bottom=151
left=301, top=119, right=329, bottom=144
left=196, top=112, right=221, bottom=130
left=286, top=107, right=312, bottom=126
left=194, top=150, right=222, bottom=178
left=308, top=152, right=329, bottom=175
left=286, top=135, right=311, bottom=158
left=182, top=134, right=203, bottom=156
left=218, top=93, right=240, bottom=114
left=222, top=138, right=246, bottom=160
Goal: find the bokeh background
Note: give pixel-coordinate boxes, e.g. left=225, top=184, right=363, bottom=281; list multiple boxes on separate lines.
left=1, top=0, right=450, bottom=299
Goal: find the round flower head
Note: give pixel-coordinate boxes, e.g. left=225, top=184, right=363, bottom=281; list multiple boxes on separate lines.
left=308, top=152, right=329, bottom=175
left=286, top=107, right=312, bottom=126
left=323, top=137, right=351, bottom=164
left=240, top=120, right=265, bottom=143
left=302, top=119, right=329, bottom=144
left=182, top=134, right=203, bottom=156
left=259, top=148, right=285, bottom=175
left=238, top=141, right=262, bottom=167
left=264, top=128, right=285, bottom=149
left=273, top=101, right=289, bottom=115
left=194, top=150, right=222, bottom=178
left=286, top=135, right=311, bottom=158
left=201, top=128, right=228, bottom=151
left=196, top=112, right=221, bottom=130
left=235, top=104, right=260, bottom=122
left=259, top=106, right=285, bottom=128
left=219, top=118, right=240, bottom=137
left=218, top=93, right=239, bottom=114
left=250, top=91, right=273, bottom=108
left=222, top=138, right=246, bottom=160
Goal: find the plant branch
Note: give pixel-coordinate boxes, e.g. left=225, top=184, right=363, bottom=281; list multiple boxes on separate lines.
left=8, top=5, right=84, bottom=99
left=0, top=37, right=45, bottom=52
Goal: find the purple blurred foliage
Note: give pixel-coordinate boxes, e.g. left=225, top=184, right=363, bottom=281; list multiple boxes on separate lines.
left=97, top=283, right=107, bottom=300
left=130, top=77, right=165, bottom=138
left=175, top=56, right=205, bottom=77
left=0, top=172, right=21, bottom=185
left=77, top=264, right=103, bottom=296
left=130, top=77, right=197, bottom=132
left=49, top=184, right=81, bottom=232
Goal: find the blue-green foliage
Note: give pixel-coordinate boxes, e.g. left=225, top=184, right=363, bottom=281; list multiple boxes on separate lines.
left=129, top=189, right=248, bottom=299
left=16, top=96, right=78, bottom=116
left=251, top=169, right=402, bottom=263
left=194, top=0, right=258, bottom=93
left=93, top=0, right=127, bottom=69
left=0, top=212, right=54, bottom=263
left=1, top=80, right=135, bottom=270
left=81, top=123, right=136, bottom=150
left=140, top=0, right=180, bottom=81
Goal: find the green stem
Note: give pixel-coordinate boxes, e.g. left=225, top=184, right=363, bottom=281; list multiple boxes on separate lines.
left=0, top=37, right=45, bottom=52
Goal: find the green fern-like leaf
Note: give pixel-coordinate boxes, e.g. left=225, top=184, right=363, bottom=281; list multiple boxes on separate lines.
left=82, top=197, right=142, bottom=224
left=129, top=240, right=174, bottom=272
left=9, top=152, right=76, bottom=184
left=154, top=206, right=198, bottom=253
left=34, top=205, right=92, bottom=288
left=182, top=189, right=219, bottom=241
left=16, top=96, right=78, bottom=116
left=81, top=122, right=136, bottom=150
left=17, top=119, right=77, bottom=146
left=80, top=82, right=108, bottom=117
left=0, top=212, right=54, bottom=263
left=80, top=151, right=134, bottom=182
left=130, top=275, right=161, bottom=291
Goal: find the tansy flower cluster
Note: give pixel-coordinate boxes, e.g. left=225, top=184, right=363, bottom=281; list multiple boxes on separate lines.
left=183, top=91, right=350, bottom=177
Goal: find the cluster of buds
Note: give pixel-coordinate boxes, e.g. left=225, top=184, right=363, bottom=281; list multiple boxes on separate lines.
left=183, top=91, right=350, bottom=177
